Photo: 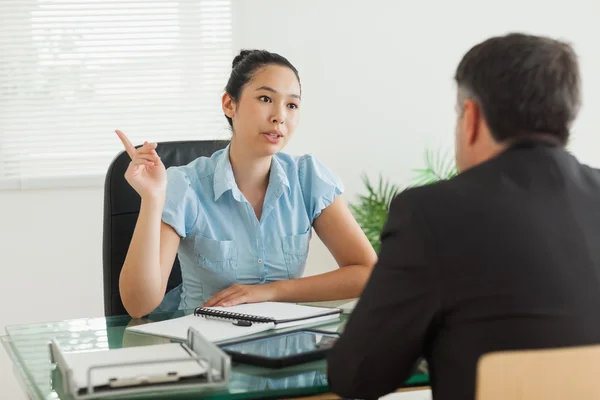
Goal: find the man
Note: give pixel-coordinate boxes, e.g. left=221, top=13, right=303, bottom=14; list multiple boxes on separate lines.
left=328, top=33, right=600, bottom=400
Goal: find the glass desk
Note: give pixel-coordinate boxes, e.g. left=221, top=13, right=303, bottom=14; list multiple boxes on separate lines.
left=2, top=307, right=429, bottom=399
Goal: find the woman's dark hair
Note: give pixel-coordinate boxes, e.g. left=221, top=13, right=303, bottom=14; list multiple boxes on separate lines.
left=224, top=49, right=300, bottom=128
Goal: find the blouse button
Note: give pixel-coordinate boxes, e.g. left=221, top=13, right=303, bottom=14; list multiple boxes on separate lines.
left=257, top=258, right=263, bottom=264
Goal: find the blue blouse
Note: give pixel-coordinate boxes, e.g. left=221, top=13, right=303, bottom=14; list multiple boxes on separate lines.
left=158, top=144, right=343, bottom=310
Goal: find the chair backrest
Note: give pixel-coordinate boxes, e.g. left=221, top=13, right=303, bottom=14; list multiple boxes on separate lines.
left=476, top=345, right=600, bottom=400
left=102, top=140, right=229, bottom=317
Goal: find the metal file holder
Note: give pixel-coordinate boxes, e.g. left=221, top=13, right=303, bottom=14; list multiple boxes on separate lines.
left=49, top=327, right=231, bottom=399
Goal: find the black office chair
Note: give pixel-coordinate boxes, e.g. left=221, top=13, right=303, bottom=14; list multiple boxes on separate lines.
left=102, top=140, right=229, bottom=317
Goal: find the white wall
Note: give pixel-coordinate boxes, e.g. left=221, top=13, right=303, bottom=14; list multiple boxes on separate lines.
left=0, top=189, right=105, bottom=397
left=1, top=0, right=599, bottom=398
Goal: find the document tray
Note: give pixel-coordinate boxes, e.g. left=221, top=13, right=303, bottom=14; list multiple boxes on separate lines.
left=49, top=327, right=231, bottom=399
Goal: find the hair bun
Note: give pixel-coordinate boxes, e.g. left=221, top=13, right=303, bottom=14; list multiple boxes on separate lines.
left=232, top=49, right=257, bottom=69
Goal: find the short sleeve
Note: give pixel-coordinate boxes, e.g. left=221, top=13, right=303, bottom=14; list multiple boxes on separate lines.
left=161, top=167, right=200, bottom=238
left=298, top=155, right=344, bottom=223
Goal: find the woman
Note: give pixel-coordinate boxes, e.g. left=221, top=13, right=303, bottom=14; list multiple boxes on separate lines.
left=117, top=49, right=377, bottom=318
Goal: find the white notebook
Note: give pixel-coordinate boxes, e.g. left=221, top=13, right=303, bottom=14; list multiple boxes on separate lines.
left=127, top=302, right=342, bottom=343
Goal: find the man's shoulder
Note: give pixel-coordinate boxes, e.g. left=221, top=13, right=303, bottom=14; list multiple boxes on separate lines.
left=394, top=175, right=465, bottom=205
left=388, top=170, right=490, bottom=233
left=398, top=156, right=508, bottom=203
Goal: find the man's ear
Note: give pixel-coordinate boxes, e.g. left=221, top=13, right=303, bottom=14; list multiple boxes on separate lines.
left=222, top=92, right=235, bottom=119
left=462, top=99, right=481, bottom=146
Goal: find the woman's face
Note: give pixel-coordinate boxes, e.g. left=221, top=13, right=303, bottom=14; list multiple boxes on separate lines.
left=223, top=64, right=301, bottom=157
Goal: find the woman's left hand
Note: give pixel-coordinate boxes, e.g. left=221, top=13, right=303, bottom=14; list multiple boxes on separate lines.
left=202, top=283, right=280, bottom=307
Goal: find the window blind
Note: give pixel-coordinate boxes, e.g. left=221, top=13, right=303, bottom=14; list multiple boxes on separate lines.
left=0, top=0, right=232, bottom=190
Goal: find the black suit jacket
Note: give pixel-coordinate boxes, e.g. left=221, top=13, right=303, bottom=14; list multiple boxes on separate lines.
left=328, top=142, right=600, bottom=400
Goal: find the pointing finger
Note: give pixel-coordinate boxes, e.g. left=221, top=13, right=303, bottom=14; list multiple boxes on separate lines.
left=115, top=130, right=137, bottom=159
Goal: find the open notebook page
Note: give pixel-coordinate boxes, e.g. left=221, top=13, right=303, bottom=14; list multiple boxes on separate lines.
left=126, top=315, right=274, bottom=342
left=127, top=302, right=341, bottom=343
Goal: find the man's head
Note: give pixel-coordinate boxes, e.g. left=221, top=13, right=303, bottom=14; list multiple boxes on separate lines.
left=453, top=33, right=581, bottom=172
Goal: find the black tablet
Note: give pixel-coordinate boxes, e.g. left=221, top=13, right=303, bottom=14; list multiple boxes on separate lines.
left=218, top=329, right=340, bottom=368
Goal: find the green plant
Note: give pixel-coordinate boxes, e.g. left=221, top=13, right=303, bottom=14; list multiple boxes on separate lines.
left=351, top=148, right=457, bottom=253
left=411, top=148, right=458, bottom=187
left=349, top=174, right=400, bottom=254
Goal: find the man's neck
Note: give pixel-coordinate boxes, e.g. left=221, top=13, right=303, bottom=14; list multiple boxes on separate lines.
left=502, top=132, right=565, bottom=149
left=487, top=132, right=565, bottom=161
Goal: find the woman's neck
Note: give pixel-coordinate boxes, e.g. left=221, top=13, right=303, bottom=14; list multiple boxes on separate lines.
left=228, top=138, right=271, bottom=194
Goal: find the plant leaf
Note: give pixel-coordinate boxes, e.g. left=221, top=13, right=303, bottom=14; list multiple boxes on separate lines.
left=349, top=174, right=400, bottom=253
left=410, top=148, right=457, bottom=187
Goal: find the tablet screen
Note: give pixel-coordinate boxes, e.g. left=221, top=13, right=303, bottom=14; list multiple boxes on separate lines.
left=220, top=330, right=339, bottom=359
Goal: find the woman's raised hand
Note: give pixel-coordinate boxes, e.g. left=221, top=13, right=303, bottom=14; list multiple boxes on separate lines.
left=115, top=129, right=167, bottom=200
